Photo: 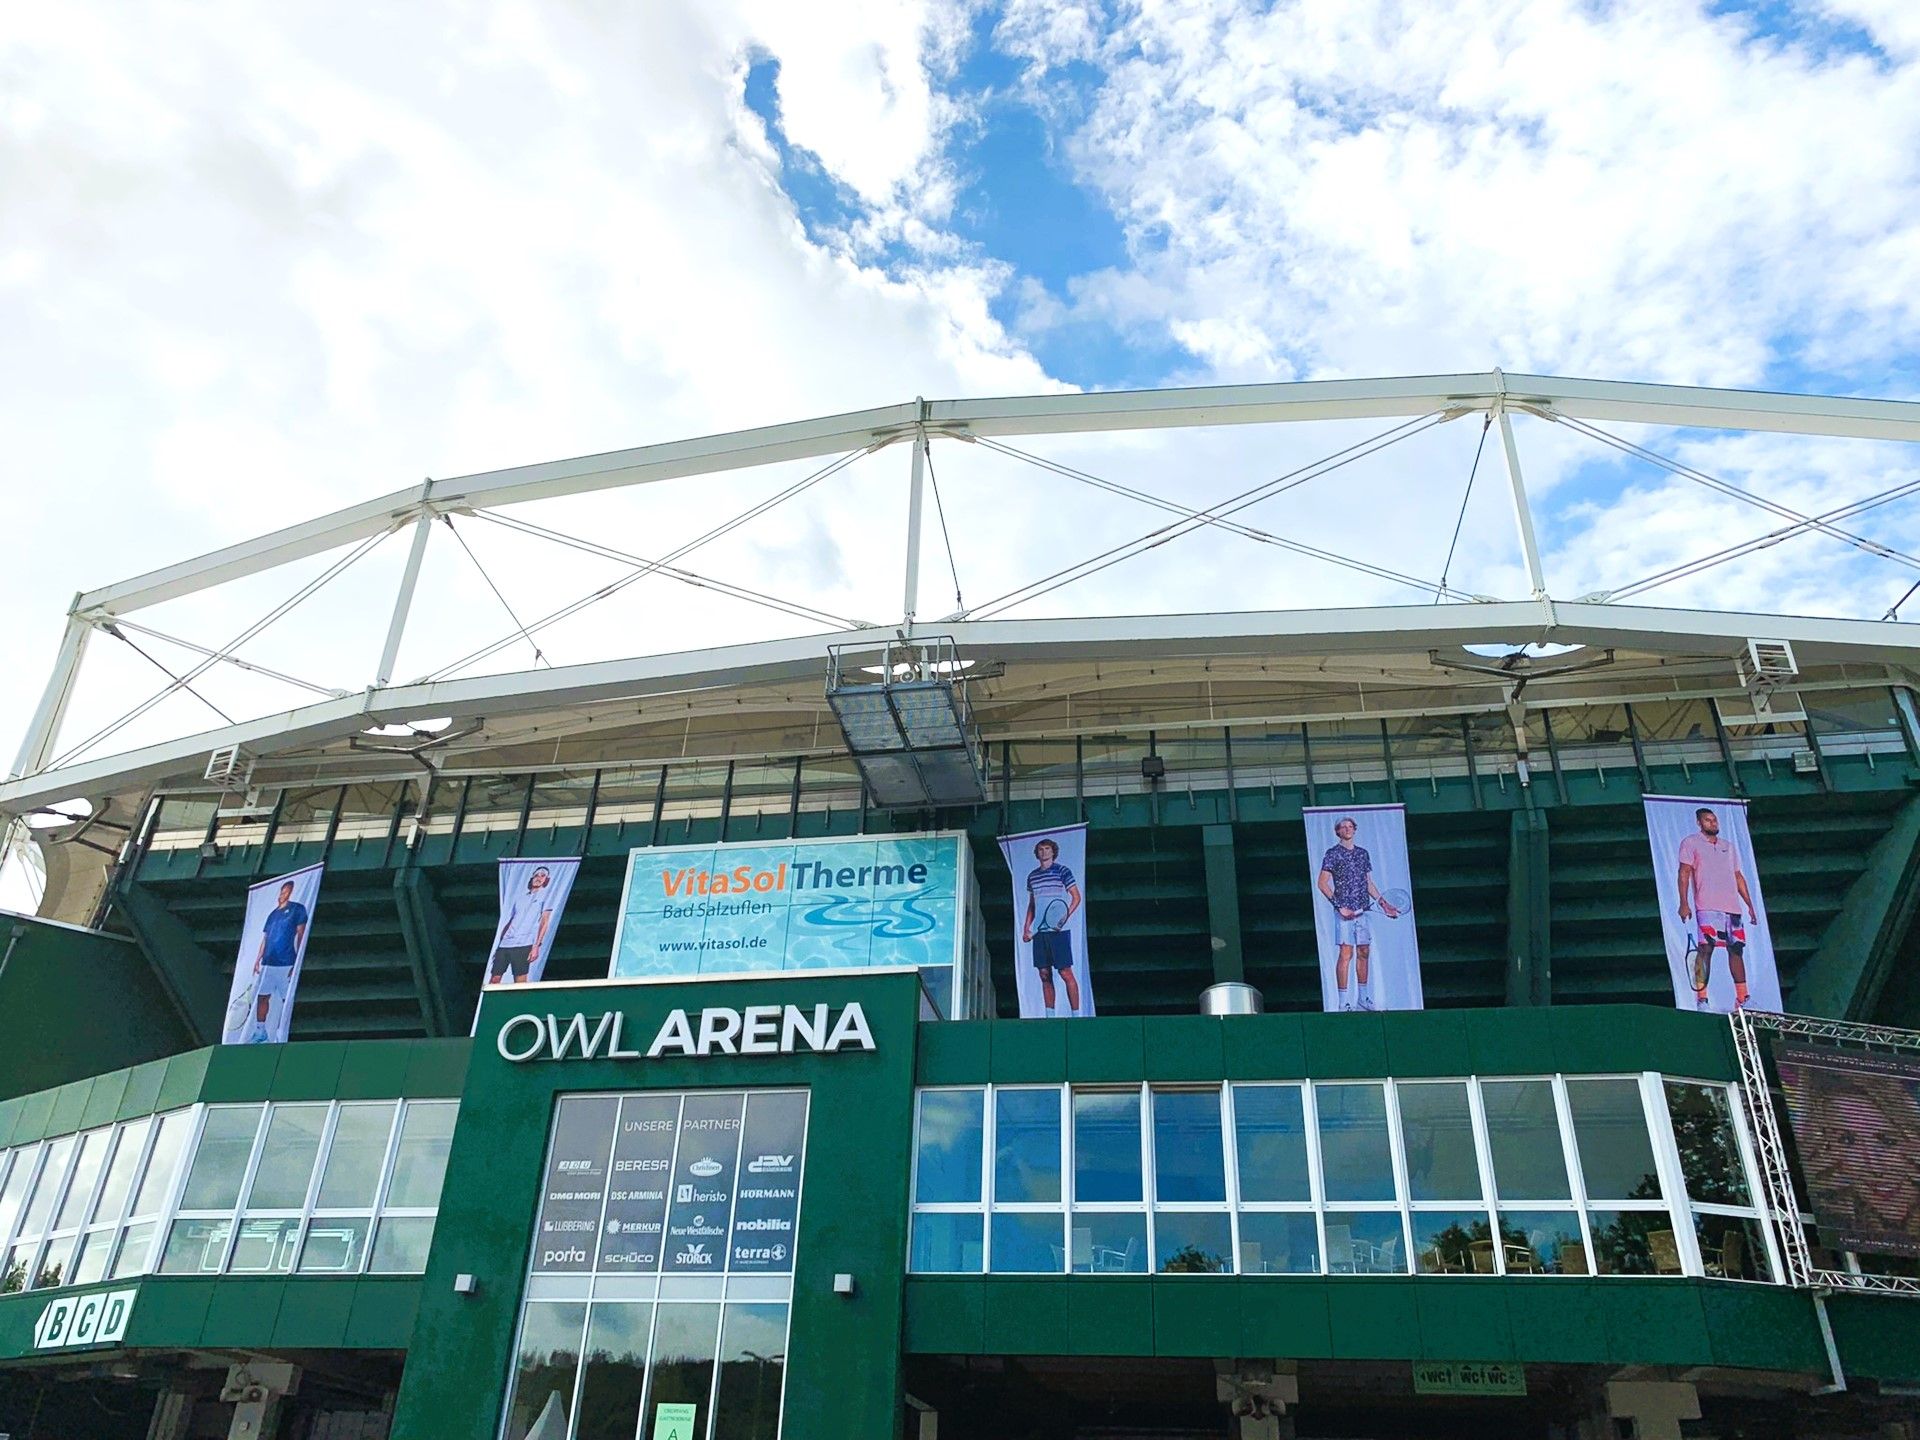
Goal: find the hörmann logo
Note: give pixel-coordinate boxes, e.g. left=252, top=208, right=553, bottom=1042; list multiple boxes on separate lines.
left=34, top=1289, right=136, bottom=1351
left=496, top=1002, right=875, bottom=1063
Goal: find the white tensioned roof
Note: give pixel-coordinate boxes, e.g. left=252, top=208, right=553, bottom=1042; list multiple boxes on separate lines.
left=8, top=369, right=1920, bottom=815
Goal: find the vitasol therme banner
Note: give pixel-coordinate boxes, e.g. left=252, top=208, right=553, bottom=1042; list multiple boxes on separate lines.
left=609, top=834, right=967, bottom=978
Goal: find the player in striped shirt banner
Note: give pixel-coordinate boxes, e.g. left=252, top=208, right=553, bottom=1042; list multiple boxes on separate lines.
left=1020, top=838, right=1083, bottom=1016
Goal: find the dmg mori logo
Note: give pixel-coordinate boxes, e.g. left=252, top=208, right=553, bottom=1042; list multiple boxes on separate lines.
left=34, top=1288, right=136, bottom=1350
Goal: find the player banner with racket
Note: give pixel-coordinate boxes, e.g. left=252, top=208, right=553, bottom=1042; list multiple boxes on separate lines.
left=999, top=823, right=1096, bottom=1018
left=486, top=857, right=580, bottom=988
left=1643, top=795, right=1781, bottom=1014
left=1304, top=804, right=1423, bottom=1012
left=221, top=863, right=324, bottom=1045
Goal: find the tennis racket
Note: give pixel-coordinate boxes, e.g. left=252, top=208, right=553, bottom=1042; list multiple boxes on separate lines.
left=225, top=977, right=256, bottom=1039
left=1368, top=887, right=1413, bottom=917
left=1035, top=897, right=1070, bottom=933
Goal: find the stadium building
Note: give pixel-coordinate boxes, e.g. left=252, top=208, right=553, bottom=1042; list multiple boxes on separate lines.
left=5, top=372, right=1920, bottom=1439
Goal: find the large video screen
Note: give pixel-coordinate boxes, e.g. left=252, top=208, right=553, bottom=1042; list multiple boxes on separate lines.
left=1775, top=1041, right=1920, bottom=1257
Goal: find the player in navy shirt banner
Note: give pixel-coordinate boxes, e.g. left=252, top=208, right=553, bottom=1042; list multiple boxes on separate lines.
left=999, top=823, right=1096, bottom=1018
left=221, top=863, right=325, bottom=1045
left=1303, top=805, right=1423, bottom=1013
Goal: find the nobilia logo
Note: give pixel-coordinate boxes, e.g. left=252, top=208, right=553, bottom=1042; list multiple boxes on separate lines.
left=497, top=1002, right=875, bottom=1062
left=34, top=1289, right=136, bottom=1350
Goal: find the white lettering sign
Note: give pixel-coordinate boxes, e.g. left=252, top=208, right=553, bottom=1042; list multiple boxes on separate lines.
left=498, top=1003, right=876, bottom=1063
left=33, top=1289, right=135, bottom=1351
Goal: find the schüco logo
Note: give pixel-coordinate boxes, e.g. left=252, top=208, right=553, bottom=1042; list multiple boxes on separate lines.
left=33, top=1288, right=136, bottom=1351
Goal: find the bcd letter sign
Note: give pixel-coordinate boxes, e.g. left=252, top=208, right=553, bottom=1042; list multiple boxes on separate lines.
left=34, top=1288, right=135, bottom=1350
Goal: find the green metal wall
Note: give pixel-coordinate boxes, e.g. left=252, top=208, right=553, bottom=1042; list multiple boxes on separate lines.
left=390, top=971, right=925, bottom=1440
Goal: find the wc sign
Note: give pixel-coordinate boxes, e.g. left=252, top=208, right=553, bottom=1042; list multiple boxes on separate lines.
left=33, top=1288, right=135, bottom=1350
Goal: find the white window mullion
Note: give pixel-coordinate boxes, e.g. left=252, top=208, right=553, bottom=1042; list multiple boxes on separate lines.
left=1643, top=1072, right=1704, bottom=1277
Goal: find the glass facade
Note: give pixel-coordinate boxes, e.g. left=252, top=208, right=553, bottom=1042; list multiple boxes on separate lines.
left=503, top=1090, right=807, bottom=1440
left=909, top=1074, right=1776, bottom=1281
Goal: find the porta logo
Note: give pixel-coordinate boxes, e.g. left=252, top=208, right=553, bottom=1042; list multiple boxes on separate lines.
left=33, top=1289, right=135, bottom=1351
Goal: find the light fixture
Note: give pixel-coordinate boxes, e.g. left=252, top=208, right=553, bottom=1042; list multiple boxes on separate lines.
left=826, top=638, right=986, bottom=808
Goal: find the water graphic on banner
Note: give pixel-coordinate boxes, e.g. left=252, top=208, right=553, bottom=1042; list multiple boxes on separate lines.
left=999, top=823, right=1095, bottom=1018
left=220, top=863, right=325, bottom=1045
left=612, top=835, right=964, bottom=979
left=1303, top=805, right=1424, bottom=1012
left=1643, top=795, right=1781, bottom=1013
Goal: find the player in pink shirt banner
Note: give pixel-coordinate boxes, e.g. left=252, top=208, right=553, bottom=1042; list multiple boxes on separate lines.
left=1675, top=807, right=1761, bottom=1010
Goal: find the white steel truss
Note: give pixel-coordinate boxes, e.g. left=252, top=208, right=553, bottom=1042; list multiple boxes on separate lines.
left=10, top=369, right=1920, bottom=808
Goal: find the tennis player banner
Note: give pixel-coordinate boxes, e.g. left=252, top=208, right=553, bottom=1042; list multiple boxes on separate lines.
left=221, top=863, right=325, bottom=1045
left=1643, top=795, right=1781, bottom=1014
left=1304, top=804, right=1423, bottom=1012
left=486, top=857, right=581, bottom=989
left=998, top=823, right=1095, bottom=1018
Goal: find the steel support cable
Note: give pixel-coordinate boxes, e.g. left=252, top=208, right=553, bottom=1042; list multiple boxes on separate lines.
left=471, top=510, right=867, bottom=630
left=1607, top=475, right=1920, bottom=601
left=107, top=619, right=347, bottom=699
left=968, top=413, right=1450, bottom=619
left=1435, top=417, right=1493, bottom=602
left=1885, top=578, right=1920, bottom=621
left=417, top=446, right=869, bottom=683
left=52, top=527, right=391, bottom=768
left=1555, top=413, right=1920, bottom=573
left=973, top=436, right=1447, bottom=600
left=921, top=439, right=965, bottom=612
left=441, top=515, right=552, bottom=668
left=102, top=627, right=235, bottom=725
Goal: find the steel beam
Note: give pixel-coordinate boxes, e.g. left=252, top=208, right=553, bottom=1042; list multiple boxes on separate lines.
left=393, top=868, right=461, bottom=1036
left=903, top=406, right=927, bottom=627
left=1504, top=808, right=1552, bottom=1006
left=1789, top=796, right=1920, bottom=1020
left=10, top=607, right=92, bottom=779
left=377, top=502, right=436, bottom=687
left=1201, top=824, right=1245, bottom=984
left=114, top=882, right=227, bottom=1045
left=71, top=372, right=1920, bottom=618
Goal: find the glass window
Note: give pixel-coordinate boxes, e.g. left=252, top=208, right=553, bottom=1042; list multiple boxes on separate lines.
left=132, top=1112, right=192, bottom=1217
left=91, top=1118, right=151, bottom=1225
left=52, top=1130, right=109, bottom=1231
left=297, top=1216, right=372, bottom=1273
left=158, top=1217, right=232, bottom=1275
left=1693, top=1212, right=1772, bottom=1282
left=32, top=1234, right=76, bottom=1290
left=1070, top=1213, right=1146, bottom=1273
left=1238, top=1212, right=1319, bottom=1274
left=914, top=1090, right=985, bottom=1205
left=1412, top=1211, right=1496, bottom=1274
left=1154, top=1211, right=1233, bottom=1273
left=1153, top=1089, right=1226, bottom=1204
left=1589, top=1210, right=1682, bottom=1276
left=1397, top=1083, right=1482, bottom=1203
left=314, top=1103, right=397, bottom=1209
left=370, top=1216, right=437, bottom=1274
left=229, top=1217, right=303, bottom=1273
left=1233, top=1084, right=1310, bottom=1203
left=1316, top=1084, right=1395, bottom=1203
left=990, top=1212, right=1062, bottom=1273
left=245, top=1105, right=328, bottom=1211
left=0, top=1144, right=40, bottom=1252
left=503, top=1302, right=586, bottom=1440
left=69, top=1228, right=115, bottom=1288
left=1073, top=1091, right=1142, bottom=1204
left=384, top=1102, right=457, bottom=1209
left=715, top=1302, right=788, bottom=1440
left=647, top=1303, right=721, bottom=1440
left=1664, top=1083, right=1752, bottom=1207
left=1481, top=1081, right=1571, bottom=1201
left=910, top=1212, right=983, bottom=1273
left=1497, top=1211, right=1589, bottom=1275
left=573, top=1302, right=651, bottom=1440
left=19, top=1135, right=75, bottom=1238
left=109, top=1221, right=158, bottom=1281
left=993, top=1089, right=1061, bottom=1205
left=1324, top=1212, right=1406, bottom=1274
left=1567, top=1079, right=1663, bottom=1201
left=180, top=1107, right=263, bottom=1211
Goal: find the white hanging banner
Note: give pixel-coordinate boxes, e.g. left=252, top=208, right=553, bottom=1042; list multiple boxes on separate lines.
left=486, top=857, right=581, bottom=988
left=1643, top=795, right=1781, bottom=1013
left=221, top=863, right=325, bottom=1045
left=1303, top=804, right=1424, bottom=1013
left=998, top=823, right=1095, bottom=1018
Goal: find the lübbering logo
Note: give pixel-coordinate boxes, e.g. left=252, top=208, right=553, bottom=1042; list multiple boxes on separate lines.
left=35, top=1289, right=136, bottom=1351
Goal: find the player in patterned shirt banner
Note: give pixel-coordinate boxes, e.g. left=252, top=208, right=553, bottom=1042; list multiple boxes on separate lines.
left=998, top=823, right=1096, bottom=1018
left=1304, top=804, right=1424, bottom=1013
left=1643, top=795, right=1781, bottom=1014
